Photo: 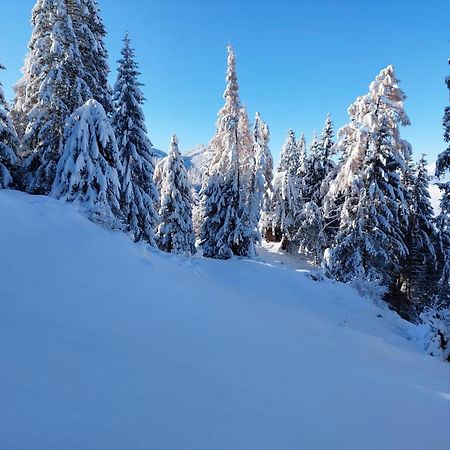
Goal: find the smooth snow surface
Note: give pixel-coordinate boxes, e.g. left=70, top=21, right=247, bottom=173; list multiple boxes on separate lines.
left=257, top=240, right=314, bottom=271
left=1, top=191, right=450, bottom=450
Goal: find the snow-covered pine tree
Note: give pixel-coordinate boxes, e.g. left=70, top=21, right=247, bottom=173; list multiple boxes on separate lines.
left=112, top=33, right=159, bottom=245
left=295, top=134, right=327, bottom=265
left=434, top=190, right=450, bottom=308
left=250, top=132, right=266, bottom=239
left=317, top=115, right=340, bottom=246
left=51, top=99, right=121, bottom=226
left=319, top=114, right=336, bottom=166
left=421, top=241, right=450, bottom=363
left=322, top=117, right=357, bottom=228
left=200, top=45, right=256, bottom=259
left=11, top=2, right=47, bottom=139
left=271, top=129, right=300, bottom=248
left=191, top=146, right=212, bottom=237
left=10, top=70, right=29, bottom=142
left=155, top=135, right=196, bottom=255
left=419, top=306, right=450, bottom=362
left=402, top=156, right=438, bottom=317
left=238, top=106, right=255, bottom=173
left=317, top=114, right=337, bottom=201
left=0, top=64, right=20, bottom=189
left=19, top=0, right=92, bottom=194
left=435, top=57, right=450, bottom=305
left=236, top=106, right=261, bottom=255
left=296, top=133, right=308, bottom=177
left=295, top=132, right=308, bottom=206
left=424, top=56, right=450, bottom=357
left=303, top=133, right=325, bottom=204
left=279, top=129, right=302, bottom=176
left=436, top=58, right=450, bottom=180
left=296, top=118, right=338, bottom=265
left=325, top=66, right=410, bottom=304
left=66, top=0, right=113, bottom=113
left=295, top=201, right=326, bottom=265
left=254, top=112, right=274, bottom=239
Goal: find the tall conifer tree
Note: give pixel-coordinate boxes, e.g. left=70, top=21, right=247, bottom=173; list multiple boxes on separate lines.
left=156, top=135, right=196, bottom=255
left=112, top=33, right=159, bottom=245
left=18, top=0, right=92, bottom=194
left=435, top=57, right=450, bottom=308
left=200, top=46, right=256, bottom=259
left=0, top=64, right=20, bottom=189
left=272, top=129, right=300, bottom=247
left=295, top=133, right=328, bottom=264
left=254, top=113, right=274, bottom=238
left=403, top=156, right=438, bottom=316
left=66, top=0, right=113, bottom=113
left=325, top=66, right=410, bottom=303
left=423, top=56, right=450, bottom=360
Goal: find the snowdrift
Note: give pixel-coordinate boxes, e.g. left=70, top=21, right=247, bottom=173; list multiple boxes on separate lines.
left=1, top=191, right=450, bottom=450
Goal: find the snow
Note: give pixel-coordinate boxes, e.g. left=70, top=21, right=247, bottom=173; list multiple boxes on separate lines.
left=1, top=190, right=450, bottom=450
left=430, top=182, right=442, bottom=213
left=184, top=144, right=208, bottom=192
left=183, top=144, right=207, bottom=171
left=257, top=240, right=314, bottom=271
left=429, top=181, right=450, bottom=216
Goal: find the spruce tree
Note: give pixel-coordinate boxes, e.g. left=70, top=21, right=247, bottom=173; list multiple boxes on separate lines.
left=425, top=57, right=450, bottom=357
left=279, top=129, right=302, bottom=176
left=295, top=134, right=328, bottom=265
left=403, top=156, right=438, bottom=316
left=295, top=201, right=326, bottom=265
left=200, top=45, right=256, bottom=259
left=325, top=66, right=410, bottom=303
left=0, top=64, right=20, bottom=189
left=434, top=194, right=450, bottom=308
left=238, top=106, right=255, bottom=174
left=427, top=193, right=450, bottom=360
left=66, top=0, right=113, bottom=113
left=254, top=112, right=274, bottom=239
left=295, top=132, right=308, bottom=207
left=296, top=133, right=308, bottom=177
left=236, top=106, right=261, bottom=255
left=318, top=115, right=339, bottom=246
left=303, top=133, right=325, bottom=204
left=51, top=99, right=121, bottom=226
left=10, top=70, right=29, bottom=142
left=19, top=0, right=92, bottom=194
left=156, top=135, right=196, bottom=255
left=436, top=58, right=450, bottom=179
left=112, top=33, right=159, bottom=245
left=435, top=57, right=450, bottom=307
left=317, top=115, right=337, bottom=201
left=319, top=114, right=336, bottom=165
left=271, top=129, right=300, bottom=248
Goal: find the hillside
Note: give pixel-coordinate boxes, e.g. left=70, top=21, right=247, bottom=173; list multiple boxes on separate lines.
left=183, top=144, right=209, bottom=192
left=1, top=191, right=450, bottom=450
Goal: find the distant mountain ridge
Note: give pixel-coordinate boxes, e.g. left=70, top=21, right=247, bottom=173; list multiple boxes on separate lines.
left=182, top=144, right=209, bottom=192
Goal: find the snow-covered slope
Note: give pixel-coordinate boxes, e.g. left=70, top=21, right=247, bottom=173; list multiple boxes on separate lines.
left=1, top=191, right=450, bottom=450
left=183, top=144, right=206, bottom=171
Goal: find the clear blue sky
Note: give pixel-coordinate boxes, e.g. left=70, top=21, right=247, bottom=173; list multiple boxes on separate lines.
left=1, top=0, right=449, bottom=163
